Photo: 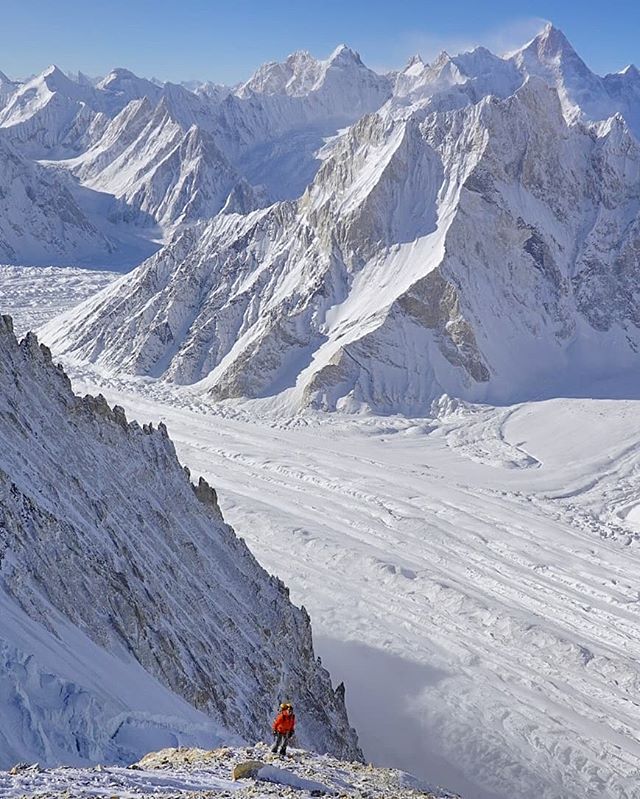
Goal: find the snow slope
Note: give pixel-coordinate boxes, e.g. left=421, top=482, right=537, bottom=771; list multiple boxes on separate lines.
left=0, top=315, right=360, bottom=769
left=66, top=99, right=243, bottom=228
left=0, top=132, right=120, bottom=266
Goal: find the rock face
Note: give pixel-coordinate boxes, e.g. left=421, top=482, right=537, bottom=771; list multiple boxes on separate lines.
left=0, top=314, right=360, bottom=768
left=43, top=27, right=640, bottom=412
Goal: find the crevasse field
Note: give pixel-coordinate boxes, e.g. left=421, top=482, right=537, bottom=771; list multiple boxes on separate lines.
left=4, top=265, right=639, bottom=799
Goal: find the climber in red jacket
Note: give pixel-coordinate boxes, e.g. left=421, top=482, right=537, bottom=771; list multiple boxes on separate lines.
left=271, top=701, right=295, bottom=755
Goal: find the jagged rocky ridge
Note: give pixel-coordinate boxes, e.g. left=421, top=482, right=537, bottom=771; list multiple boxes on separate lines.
left=0, top=314, right=360, bottom=768
left=42, top=25, right=640, bottom=412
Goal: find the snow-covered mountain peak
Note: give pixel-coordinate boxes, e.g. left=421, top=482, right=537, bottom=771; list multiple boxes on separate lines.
left=0, top=70, right=19, bottom=110
left=41, top=63, right=69, bottom=82
left=508, top=23, right=633, bottom=128
left=392, top=48, right=474, bottom=103
left=453, top=45, right=506, bottom=77
left=618, top=63, right=640, bottom=78
left=194, top=80, right=232, bottom=102
left=326, top=43, right=364, bottom=66
left=530, top=22, right=576, bottom=57
left=427, top=50, right=453, bottom=75
left=237, top=43, right=386, bottom=99
left=97, top=67, right=162, bottom=104
left=512, top=23, right=595, bottom=85
left=32, top=64, right=92, bottom=100
left=405, top=54, right=425, bottom=70
left=98, top=66, right=139, bottom=84
left=237, top=51, right=319, bottom=97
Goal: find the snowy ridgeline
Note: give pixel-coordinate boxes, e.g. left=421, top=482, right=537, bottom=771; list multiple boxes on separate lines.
left=0, top=745, right=461, bottom=798
left=33, top=23, right=640, bottom=414
left=0, top=314, right=360, bottom=769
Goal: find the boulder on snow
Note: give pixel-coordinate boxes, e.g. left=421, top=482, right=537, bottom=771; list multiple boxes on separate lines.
left=256, top=764, right=335, bottom=795
left=9, top=763, right=42, bottom=775
left=232, top=759, right=265, bottom=779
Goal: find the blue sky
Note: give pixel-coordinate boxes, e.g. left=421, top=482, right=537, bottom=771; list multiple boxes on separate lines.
left=2, top=0, right=639, bottom=83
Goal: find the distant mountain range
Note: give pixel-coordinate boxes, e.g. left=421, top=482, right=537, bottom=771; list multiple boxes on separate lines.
left=26, top=24, right=640, bottom=412
left=0, top=45, right=390, bottom=266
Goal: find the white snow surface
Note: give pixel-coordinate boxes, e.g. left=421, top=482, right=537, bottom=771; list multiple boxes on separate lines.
left=4, top=277, right=639, bottom=799
left=0, top=744, right=460, bottom=798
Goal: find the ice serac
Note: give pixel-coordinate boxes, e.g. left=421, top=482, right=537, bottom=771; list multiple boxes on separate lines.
left=0, top=314, right=361, bottom=768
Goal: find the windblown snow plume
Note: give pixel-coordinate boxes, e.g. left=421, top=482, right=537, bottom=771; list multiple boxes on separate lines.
left=0, top=315, right=360, bottom=768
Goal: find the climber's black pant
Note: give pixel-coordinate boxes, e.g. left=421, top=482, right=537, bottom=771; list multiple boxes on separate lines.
left=271, top=732, right=291, bottom=754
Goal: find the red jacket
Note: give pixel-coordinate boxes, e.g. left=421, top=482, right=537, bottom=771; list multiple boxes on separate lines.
left=273, top=709, right=295, bottom=734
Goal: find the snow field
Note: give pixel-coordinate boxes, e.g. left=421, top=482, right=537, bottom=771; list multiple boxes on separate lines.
left=0, top=743, right=459, bottom=798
